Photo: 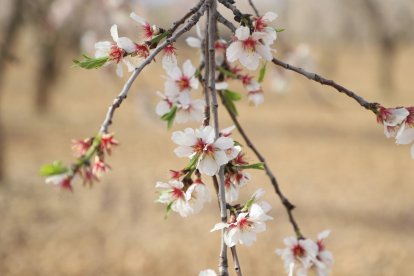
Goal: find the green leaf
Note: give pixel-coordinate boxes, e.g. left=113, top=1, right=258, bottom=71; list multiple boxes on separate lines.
left=73, top=55, right=108, bottom=69
left=236, top=162, right=265, bottom=170
left=223, top=89, right=242, bottom=116
left=258, top=63, right=267, bottom=83
left=185, top=154, right=199, bottom=170
left=165, top=201, right=173, bottom=219
left=275, top=28, right=285, bottom=33
left=149, top=30, right=171, bottom=48
left=160, top=106, right=177, bottom=129
left=39, top=161, right=69, bottom=176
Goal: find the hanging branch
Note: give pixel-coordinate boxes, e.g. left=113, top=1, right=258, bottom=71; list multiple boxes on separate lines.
left=218, top=89, right=304, bottom=238
left=100, top=3, right=207, bottom=134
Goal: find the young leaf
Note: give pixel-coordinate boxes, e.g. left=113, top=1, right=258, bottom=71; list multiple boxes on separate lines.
left=160, top=106, right=177, bottom=129
left=223, top=89, right=242, bottom=116
left=165, top=201, right=174, bottom=219
left=258, top=63, right=267, bottom=83
left=275, top=28, right=285, bottom=33
left=236, top=162, right=265, bottom=170
left=40, top=161, right=69, bottom=176
left=73, top=55, right=108, bottom=69
left=217, top=67, right=237, bottom=79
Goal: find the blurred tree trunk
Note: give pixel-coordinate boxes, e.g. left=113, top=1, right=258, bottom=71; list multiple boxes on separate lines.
left=0, top=0, right=25, bottom=181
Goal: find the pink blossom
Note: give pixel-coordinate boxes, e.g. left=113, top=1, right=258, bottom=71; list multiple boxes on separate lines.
left=45, top=173, right=73, bottom=191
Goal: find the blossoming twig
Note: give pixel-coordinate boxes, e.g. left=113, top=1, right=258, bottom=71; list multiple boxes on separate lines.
left=99, top=3, right=207, bottom=134
left=218, top=89, right=304, bottom=238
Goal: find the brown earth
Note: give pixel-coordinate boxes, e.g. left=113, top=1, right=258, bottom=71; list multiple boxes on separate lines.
left=1, top=39, right=414, bottom=275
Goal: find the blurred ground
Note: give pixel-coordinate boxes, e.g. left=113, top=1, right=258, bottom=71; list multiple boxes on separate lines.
left=1, top=30, right=414, bottom=275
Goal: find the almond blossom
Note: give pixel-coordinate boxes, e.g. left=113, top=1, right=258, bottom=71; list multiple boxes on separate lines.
left=186, top=178, right=211, bottom=214
left=45, top=173, right=72, bottom=191
left=227, top=26, right=273, bottom=70
left=155, top=180, right=192, bottom=217
left=172, top=126, right=239, bottom=176
left=377, top=106, right=410, bottom=138
left=165, top=60, right=199, bottom=93
left=162, top=44, right=178, bottom=70
left=130, top=12, right=159, bottom=39
left=175, top=93, right=205, bottom=124
left=315, top=230, right=334, bottom=276
left=211, top=199, right=272, bottom=247
left=253, top=12, right=278, bottom=45
left=94, top=24, right=136, bottom=77
left=241, top=75, right=264, bottom=106
left=276, top=237, right=320, bottom=276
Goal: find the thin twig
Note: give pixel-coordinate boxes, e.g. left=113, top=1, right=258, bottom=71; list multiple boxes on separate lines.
left=271, top=58, right=379, bottom=112
left=218, top=90, right=304, bottom=239
left=217, top=13, right=236, bottom=32
left=218, top=0, right=243, bottom=20
left=208, top=0, right=229, bottom=275
left=203, top=7, right=211, bottom=127
left=170, top=0, right=205, bottom=34
left=230, top=246, right=242, bottom=276
left=99, top=3, right=206, bottom=134
left=247, top=0, right=259, bottom=17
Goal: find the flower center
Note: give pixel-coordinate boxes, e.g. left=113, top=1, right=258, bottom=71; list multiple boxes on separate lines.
left=193, top=139, right=206, bottom=154
left=171, top=187, right=184, bottom=199
left=254, top=17, right=266, bottom=32
left=242, top=37, right=257, bottom=52
left=135, top=44, right=150, bottom=58
left=292, top=244, right=305, bottom=257
left=177, top=76, right=190, bottom=91
left=238, top=217, right=251, bottom=230
left=109, top=45, right=124, bottom=63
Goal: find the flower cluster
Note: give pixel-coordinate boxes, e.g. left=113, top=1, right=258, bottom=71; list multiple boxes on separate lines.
left=377, top=106, right=414, bottom=158
left=42, top=133, right=118, bottom=191
left=276, top=230, right=334, bottom=276
left=211, top=189, right=273, bottom=247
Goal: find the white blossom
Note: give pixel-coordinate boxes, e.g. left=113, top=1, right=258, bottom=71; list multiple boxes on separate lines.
left=165, top=60, right=199, bottom=93
left=253, top=11, right=278, bottom=45
left=155, top=180, right=192, bottom=217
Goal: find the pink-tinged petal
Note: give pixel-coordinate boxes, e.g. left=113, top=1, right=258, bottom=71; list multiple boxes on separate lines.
left=256, top=43, right=273, bottom=61
left=186, top=37, right=202, bottom=48
left=214, top=150, right=228, bottom=166
left=240, top=51, right=260, bottom=70
left=116, top=63, right=123, bottom=77
left=110, top=24, right=119, bottom=42
left=198, top=155, right=219, bottom=176
left=220, top=125, right=235, bottom=136
left=130, top=12, right=146, bottom=25
left=249, top=92, right=264, bottom=106
left=225, top=146, right=241, bottom=161
left=169, top=180, right=184, bottom=189
left=182, top=59, right=196, bottom=77
left=396, top=128, right=414, bottom=144
left=210, top=222, right=228, bottom=232
left=226, top=41, right=243, bottom=62
left=263, top=11, right=278, bottom=22
left=235, top=26, right=250, bottom=41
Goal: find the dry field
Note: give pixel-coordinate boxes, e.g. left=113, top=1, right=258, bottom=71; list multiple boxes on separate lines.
left=1, top=39, right=414, bottom=275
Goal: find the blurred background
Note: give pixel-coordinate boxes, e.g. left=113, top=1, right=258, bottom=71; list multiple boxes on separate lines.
left=1, top=0, right=414, bottom=275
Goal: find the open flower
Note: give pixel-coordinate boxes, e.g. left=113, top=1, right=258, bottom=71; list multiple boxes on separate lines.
left=162, top=43, right=178, bottom=70
left=276, top=237, right=320, bottom=276
left=315, top=230, right=334, bottom=276
left=377, top=106, right=409, bottom=138
left=165, top=60, right=199, bottom=93
left=211, top=200, right=273, bottom=247
left=253, top=12, right=278, bottom=45
left=155, top=180, right=192, bottom=217
left=94, top=24, right=136, bottom=77
left=130, top=12, right=159, bottom=39
left=186, top=178, right=211, bottom=214
left=396, top=128, right=414, bottom=159
left=45, top=173, right=72, bottom=191
left=175, top=93, right=205, bottom=124
left=227, top=26, right=273, bottom=70
left=172, top=126, right=237, bottom=176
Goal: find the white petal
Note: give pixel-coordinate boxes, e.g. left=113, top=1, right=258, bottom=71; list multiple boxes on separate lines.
left=256, top=43, right=273, bottom=61
left=214, top=150, right=229, bottom=166
left=116, top=63, right=123, bottom=77
left=214, top=137, right=234, bottom=150
left=317, top=229, right=331, bottom=241
left=396, top=128, right=414, bottom=144
left=263, top=12, right=278, bottom=22
left=166, top=66, right=182, bottom=80
left=235, top=26, right=250, bottom=41
left=110, top=24, right=119, bottom=42
left=198, top=155, right=219, bottom=176
left=226, top=42, right=243, bottom=63
left=210, top=222, right=228, bottom=232
left=117, top=37, right=136, bottom=53
left=171, top=128, right=197, bottom=146
left=182, top=59, right=196, bottom=77
left=130, top=12, right=146, bottom=26
left=215, top=82, right=228, bottom=90
left=155, top=100, right=171, bottom=116
left=240, top=51, right=260, bottom=70
left=186, top=37, right=202, bottom=48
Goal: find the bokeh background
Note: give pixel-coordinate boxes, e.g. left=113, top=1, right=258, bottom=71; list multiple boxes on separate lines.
left=1, top=0, right=414, bottom=275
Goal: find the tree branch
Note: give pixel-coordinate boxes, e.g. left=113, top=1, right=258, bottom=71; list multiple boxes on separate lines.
left=230, top=246, right=242, bottom=276
left=99, top=3, right=206, bottom=134
left=247, top=0, right=259, bottom=17
left=218, top=90, right=304, bottom=239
